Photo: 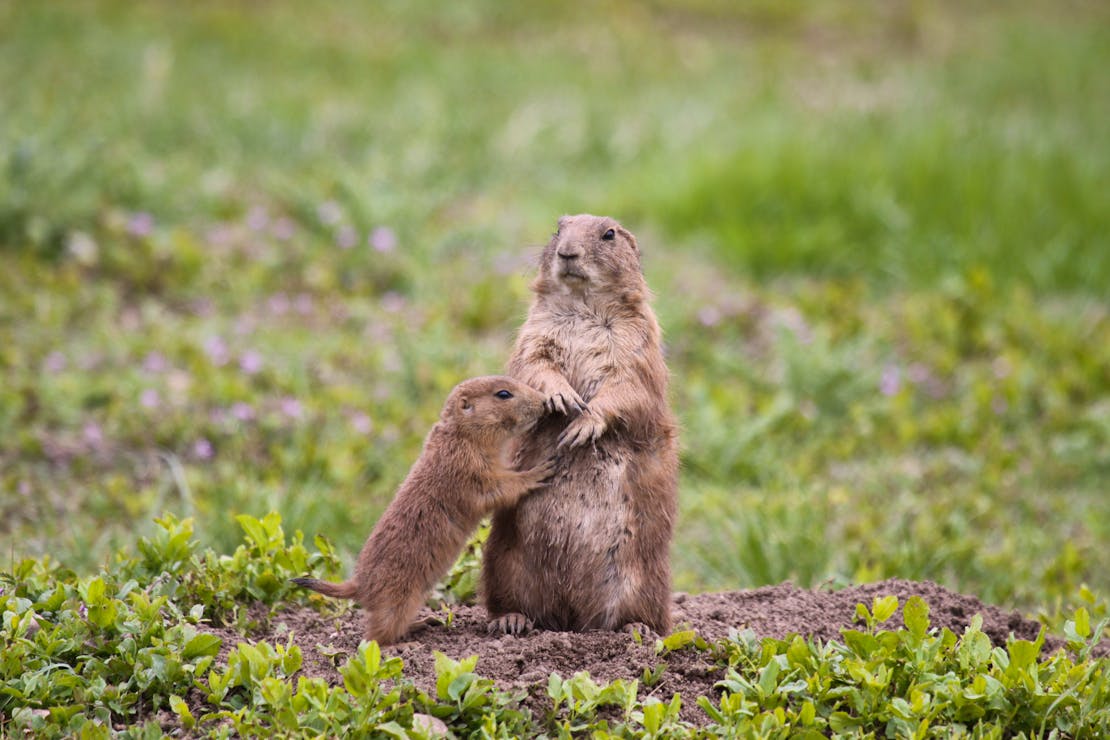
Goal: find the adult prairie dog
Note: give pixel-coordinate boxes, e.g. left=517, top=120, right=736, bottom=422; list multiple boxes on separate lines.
left=293, top=375, right=554, bottom=645
left=483, top=214, right=679, bottom=636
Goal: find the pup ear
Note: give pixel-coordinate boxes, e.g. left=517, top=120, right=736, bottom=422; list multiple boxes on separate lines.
left=459, top=395, right=472, bottom=413
left=618, top=226, right=638, bottom=252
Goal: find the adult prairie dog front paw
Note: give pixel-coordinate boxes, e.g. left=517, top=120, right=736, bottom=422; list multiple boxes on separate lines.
left=541, top=379, right=588, bottom=415
left=557, top=411, right=607, bottom=448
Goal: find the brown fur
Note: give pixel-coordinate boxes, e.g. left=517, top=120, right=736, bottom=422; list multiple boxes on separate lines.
left=482, top=215, right=679, bottom=635
left=293, top=376, right=554, bottom=645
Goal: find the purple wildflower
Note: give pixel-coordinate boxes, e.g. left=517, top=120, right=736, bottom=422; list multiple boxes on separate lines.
left=381, top=292, right=405, bottom=313
left=83, top=423, right=104, bottom=447
left=294, top=293, right=313, bottom=315
left=193, top=438, right=214, bottom=460
left=350, top=412, right=373, bottom=435
left=280, top=397, right=303, bottom=419
left=142, top=352, right=169, bottom=373
left=44, top=351, right=67, bottom=373
left=268, top=293, right=291, bottom=315
left=126, top=212, right=155, bottom=238
left=140, top=389, right=161, bottom=409
left=369, top=226, right=397, bottom=253
left=697, top=306, right=722, bottom=327
left=880, top=365, right=902, bottom=397
left=246, top=206, right=269, bottom=232
left=204, top=336, right=230, bottom=366
left=231, top=402, right=255, bottom=422
left=239, top=350, right=264, bottom=375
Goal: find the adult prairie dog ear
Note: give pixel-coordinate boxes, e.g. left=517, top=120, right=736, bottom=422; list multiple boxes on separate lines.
left=459, top=395, right=472, bottom=413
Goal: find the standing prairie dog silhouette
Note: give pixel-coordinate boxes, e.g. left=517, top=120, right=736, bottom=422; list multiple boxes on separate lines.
left=483, top=215, right=679, bottom=636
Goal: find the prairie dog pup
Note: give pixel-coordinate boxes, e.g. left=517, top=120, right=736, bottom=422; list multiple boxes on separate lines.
left=483, top=214, right=679, bottom=636
left=293, top=376, right=553, bottom=645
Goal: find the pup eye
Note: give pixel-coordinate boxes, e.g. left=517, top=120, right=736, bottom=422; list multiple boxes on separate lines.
left=494, top=390, right=513, bottom=400
left=602, top=228, right=615, bottom=241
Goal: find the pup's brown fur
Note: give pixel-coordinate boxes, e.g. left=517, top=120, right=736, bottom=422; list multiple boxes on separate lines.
left=482, top=215, right=679, bottom=636
left=293, top=376, right=553, bottom=645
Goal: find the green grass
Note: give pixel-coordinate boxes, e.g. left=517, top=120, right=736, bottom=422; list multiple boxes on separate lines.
left=2, top=1, right=1109, bottom=732
left=634, top=17, right=1110, bottom=291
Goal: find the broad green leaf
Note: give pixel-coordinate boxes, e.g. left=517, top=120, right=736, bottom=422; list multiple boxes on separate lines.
left=786, top=635, right=810, bottom=667
left=447, top=673, right=473, bottom=701
left=696, top=696, right=725, bottom=724
left=236, top=515, right=268, bottom=551
left=88, top=598, right=117, bottom=629
left=957, top=627, right=992, bottom=670
left=841, top=629, right=879, bottom=656
left=660, top=629, right=697, bottom=652
left=170, top=695, right=195, bottom=729
left=904, top=596, right=930, bottom=639
left=1075, top=607, right=1091, bottom=638
left=642, top=698, right=663, bottom=734
left=872, top=595, right=899, bottom=624
left=375, top=721, right=409, bottom=738
left=757, top=660, right=780, bottom=697
left=547, top=674, right=564, bottom=702
left=829, top=711, right=862, bottom=732
left=1007, top=639, right=1039, bottom=672
left=84, top=577, right=107, bottom=606
left=183, top=634, right=222, bottom=660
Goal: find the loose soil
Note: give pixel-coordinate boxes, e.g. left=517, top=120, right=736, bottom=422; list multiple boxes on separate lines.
left=198, top=579, right=1099, bottom=727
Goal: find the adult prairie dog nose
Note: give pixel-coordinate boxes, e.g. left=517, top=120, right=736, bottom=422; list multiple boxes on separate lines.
left=557, top=246, right=581, bottom=260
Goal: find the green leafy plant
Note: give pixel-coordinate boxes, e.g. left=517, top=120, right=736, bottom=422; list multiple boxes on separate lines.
left=699, top=597, right=1110, bottom=737
left=421, top=652, right=533, bottom=737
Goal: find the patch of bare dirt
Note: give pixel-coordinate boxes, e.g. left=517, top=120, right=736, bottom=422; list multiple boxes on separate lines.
left=198, top=579, right=1098, bottom=725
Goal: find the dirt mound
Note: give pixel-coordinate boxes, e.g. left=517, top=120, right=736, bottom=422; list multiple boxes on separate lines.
left=201, top=579, right=1082, bottom=725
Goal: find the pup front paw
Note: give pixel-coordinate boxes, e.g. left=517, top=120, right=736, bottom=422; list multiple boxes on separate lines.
left=525, top=456, right=558, bottom=486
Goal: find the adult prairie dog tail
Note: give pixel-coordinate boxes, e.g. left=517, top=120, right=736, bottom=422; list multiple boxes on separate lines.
left=291, top=576, right=358, bottom=600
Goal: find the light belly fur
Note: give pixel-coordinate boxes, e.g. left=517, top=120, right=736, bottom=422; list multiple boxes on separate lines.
left=514, top=432, right=634, bottom=628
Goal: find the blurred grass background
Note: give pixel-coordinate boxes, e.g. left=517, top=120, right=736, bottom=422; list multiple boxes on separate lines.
left=1, top=0, right=1107, bottom=620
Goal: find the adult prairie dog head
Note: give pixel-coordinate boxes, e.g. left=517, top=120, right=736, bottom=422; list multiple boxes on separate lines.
left=533, top=214, right=646, bottom=303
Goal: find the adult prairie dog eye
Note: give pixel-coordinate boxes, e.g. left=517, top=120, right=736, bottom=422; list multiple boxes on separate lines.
left=602, top=228, right=616, bottom=241
left=494, top=390, right=514, bottom=400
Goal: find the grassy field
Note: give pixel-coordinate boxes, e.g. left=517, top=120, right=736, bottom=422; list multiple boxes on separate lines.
left=3, top=1, right=1109, bottom=735
left=2, top=0, right=1108, bottom=626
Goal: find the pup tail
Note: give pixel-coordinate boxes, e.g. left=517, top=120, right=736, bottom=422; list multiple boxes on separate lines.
left=290, top=576, right=358, bottom=600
